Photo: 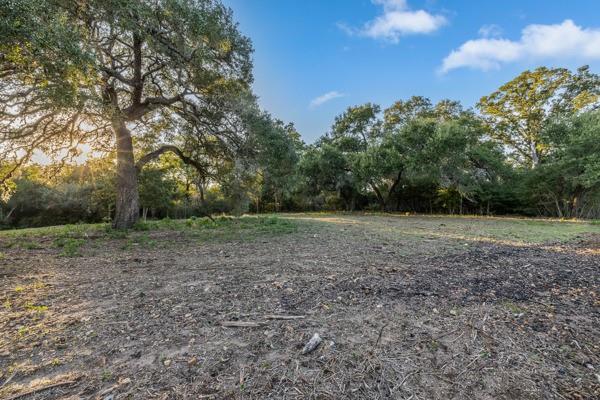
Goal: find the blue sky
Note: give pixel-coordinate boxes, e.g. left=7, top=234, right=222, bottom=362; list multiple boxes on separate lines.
left=223, top=0, right=600, bottom=143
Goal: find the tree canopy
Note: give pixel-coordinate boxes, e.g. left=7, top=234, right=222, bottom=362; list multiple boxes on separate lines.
left=1, top=0, right=254, bottom=227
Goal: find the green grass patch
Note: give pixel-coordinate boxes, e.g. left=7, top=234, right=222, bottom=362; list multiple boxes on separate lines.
left=0, top=223, right=107, bottom=239
left=18, top=240, right=43, bottom=250
left=131, top=215, right=298, bottom=243
left=54, top=237, right=86, bottom=257
left=0, top=216, right=299, bottom=250
left=196, top=216, right=298, bottom=240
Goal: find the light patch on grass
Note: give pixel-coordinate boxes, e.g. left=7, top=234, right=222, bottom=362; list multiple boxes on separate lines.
left=287, top=213, right=600, bottom=245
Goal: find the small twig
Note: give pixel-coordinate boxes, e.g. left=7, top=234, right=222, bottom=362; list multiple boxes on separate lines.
left=1, top=371, right=16, bottom=388
left=6, top=380, right=77, bottom=400
left=456, top=355, right=482, bottom=378
left=397, top=369, right=420, bottom=389
left=220, top=321, right=264, bottom=327
left=464, top=322, right=498, bottom=343
left=264, top=315, right=305, bottom=320
left=375, top=323, right=388, bottom=348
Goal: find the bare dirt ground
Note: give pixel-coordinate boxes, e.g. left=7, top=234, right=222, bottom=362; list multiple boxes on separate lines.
left=1, top=214, right=599, bottom=399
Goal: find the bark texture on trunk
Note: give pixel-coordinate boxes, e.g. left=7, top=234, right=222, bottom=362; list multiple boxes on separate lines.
left=530, top=140, right=540, bottom=168
left=113, top=120, right=139, bottom=229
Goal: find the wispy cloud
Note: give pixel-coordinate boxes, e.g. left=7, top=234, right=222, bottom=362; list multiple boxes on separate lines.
left=440, top=20, right=600, bottom=73
left=339, top=0, right=446, bottom=43
left=478, top=24, right=502, bottom=38
left=309, top=91, right=345, bottom=109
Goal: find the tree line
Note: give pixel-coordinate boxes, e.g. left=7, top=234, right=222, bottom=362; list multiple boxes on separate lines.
left=3, top=64, right=600, bottom=227
left=299, top=65, right=600, bottom=218
left=1, top=1, right=599, bottom=228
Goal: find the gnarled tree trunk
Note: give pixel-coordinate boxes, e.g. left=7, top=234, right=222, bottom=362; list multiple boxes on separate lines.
left=113, top=120, right=139, bottom=229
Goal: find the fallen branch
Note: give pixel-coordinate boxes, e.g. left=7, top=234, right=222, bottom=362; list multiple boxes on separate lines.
left=203, top=213, right=216, bottom=222
left=219, top=315, right=305, bottom=327
left=6, top=380, right=77, bottom=400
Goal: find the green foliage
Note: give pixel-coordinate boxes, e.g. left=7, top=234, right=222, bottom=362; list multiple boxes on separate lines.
left=293, top=66, right=600, bottom=218
left=18, top=240, right=42, bottom=250
left=128, top=215, right=297, bottom=240
left=138, top=168, right=178, bottom=215
left=1, top=0, right=256, bottom=228
left=1, top=58, right=600, bottom=223
left=54, top=237, right=85, bottom=257
left=522, top=111, right=600, bottom=218
left=477, top=66, right=599, bottom=167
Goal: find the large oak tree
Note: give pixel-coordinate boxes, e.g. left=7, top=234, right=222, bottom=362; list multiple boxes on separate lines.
left=0, top=0, right=253, bottom=228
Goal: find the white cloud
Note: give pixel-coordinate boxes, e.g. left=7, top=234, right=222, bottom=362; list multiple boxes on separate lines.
left=441, top=38, right=522, bottom=72
left=309, top=91, right=345, bottom=109
left=478, top=24, right=502, bottom=38
left=340, top=0, right=446, bottom=43
left=441, top=20, right=600, bottom=73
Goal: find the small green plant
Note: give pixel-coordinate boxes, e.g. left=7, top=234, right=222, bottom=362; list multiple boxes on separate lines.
left=101, top=370, right=113, bottom=381
left=105, top=227, right=129, bottom=239
left=120, top=239, right=133, bottom=251
left=135, top=233, right=156, bottom=248
left=25, top=302, right=49, bottom=313
left=503, top=301, right=524, bottom=314
left=185, top=216, right=200, bottom=227
left=17, top=326, right=29, bottom=338
left=19, top=240, right=42, bottom=250
left=55, top=237, right=85, bottom=257
left=133, top=221, right=151, bottom=231
left=428, top=339, right=440, bottom=351
left=260, top=361, right=271, bottom=369
left=31, top=281, right=46, bottom=289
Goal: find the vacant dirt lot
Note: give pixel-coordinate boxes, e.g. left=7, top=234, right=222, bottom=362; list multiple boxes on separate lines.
left=1, top=214, right=599, bottom=399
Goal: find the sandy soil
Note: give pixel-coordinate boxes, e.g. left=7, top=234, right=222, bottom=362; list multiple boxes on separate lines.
left=1, top=215, right=599, bottom=399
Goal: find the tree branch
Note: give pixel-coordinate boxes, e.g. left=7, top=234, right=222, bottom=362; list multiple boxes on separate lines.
left=123, top=94, right=182, bottom=121
left=132, top=34, right=143, bottom=105
left=136, top=145, right=206, bottom=175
